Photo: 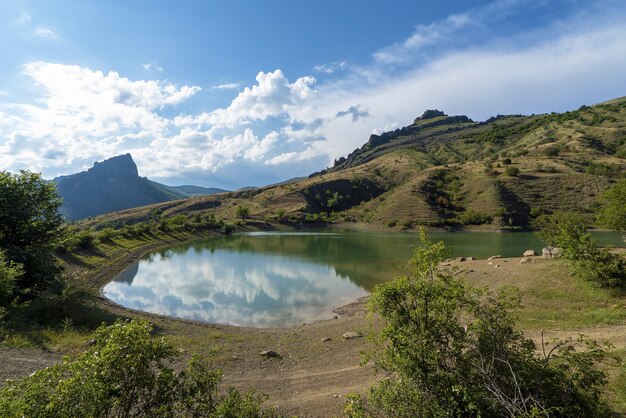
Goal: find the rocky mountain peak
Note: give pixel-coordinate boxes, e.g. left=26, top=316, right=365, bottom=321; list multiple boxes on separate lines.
left=414, top=109, right=447, bottom=124
left=90, top=153, right=138, bottom=178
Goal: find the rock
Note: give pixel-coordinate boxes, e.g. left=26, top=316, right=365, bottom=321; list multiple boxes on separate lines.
left=542, top=246, right=563, bottom=258
left=487, top=261, right=494, bottom=265
left=523, top=250, right=537, bottom=257
left=494, top=264, right=500, bottom=268
left=456, top=257, right=466, bottom=262
left=321, top=337, right=331, bottom=342
left=259, top=350, right=279, bottom=358
left=467, top=257, right=476, bottom=261
left=342, top=332, right=362, bottom=340
left=488, top=255, right=502, bottom=260
left=520, top=257, right=531, bottom=264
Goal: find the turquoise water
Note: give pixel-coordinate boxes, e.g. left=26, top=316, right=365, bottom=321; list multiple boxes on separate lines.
left=104, top=230, right=624, bottom=327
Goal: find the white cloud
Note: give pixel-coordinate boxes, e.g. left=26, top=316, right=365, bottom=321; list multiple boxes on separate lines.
left=33, top=26, right=57, bottom=39
left=2, top=0, right=626, bottom=189
left=373, top=13, right=473, bottom=64
left=313, top=60, right=348, bottom=74
left=311, top=19, right=626, bottom=160
left=142, top=62, right=163, bottom=72
left=206, top=69, right=317, bottom=127
left=211, top=83, right=240, bottom=90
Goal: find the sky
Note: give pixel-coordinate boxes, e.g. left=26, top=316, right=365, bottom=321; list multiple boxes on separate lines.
left=1, top=0, right=626, bottom=189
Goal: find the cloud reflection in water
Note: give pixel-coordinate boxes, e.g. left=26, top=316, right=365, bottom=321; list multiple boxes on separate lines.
left=104, top=249, right=368, bottom=327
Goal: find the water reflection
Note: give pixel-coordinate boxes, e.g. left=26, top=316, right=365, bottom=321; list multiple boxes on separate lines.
left=105, top=249, right=367, bottom=327
left=104, top=230, right=625, bottom=327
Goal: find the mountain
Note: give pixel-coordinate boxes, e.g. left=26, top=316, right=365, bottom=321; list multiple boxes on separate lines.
left=148, top=182, right=227, bottom=198
left=54, top=154, right=225, bottom=220
left=82, top=97, right=626, bottom=230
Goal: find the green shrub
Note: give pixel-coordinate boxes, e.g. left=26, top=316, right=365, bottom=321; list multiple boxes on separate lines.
left=0, top=251, right=22, bottom=311
left=235, top=205, right=250, bottom=219
left=542, top=145, right=561, bottom=157
left=167, top=214, right=188, bottom=228
left=346, top=230, right=613, bottom=417
left=504, top=166, right=520, bottom=177
left=0, top=320, right=278, bottom=417
left=457, top=210, right=492, bottom=225
left=534, top=212, right=626, bottom=287
left=597, top=178, right=626, bottom=233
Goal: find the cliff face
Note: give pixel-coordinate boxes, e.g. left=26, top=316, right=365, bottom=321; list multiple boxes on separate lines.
left=54, top=154, right=179, bottom=220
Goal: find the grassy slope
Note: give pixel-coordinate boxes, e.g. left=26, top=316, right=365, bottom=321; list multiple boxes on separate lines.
left=78, top=97, right=626, bottom=232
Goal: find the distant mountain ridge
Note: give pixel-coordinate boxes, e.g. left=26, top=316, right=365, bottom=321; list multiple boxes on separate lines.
left=53, top=154, right=226, bottom=220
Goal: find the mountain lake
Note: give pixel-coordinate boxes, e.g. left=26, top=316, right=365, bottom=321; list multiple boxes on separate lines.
left=104, top=230, right=625, bottom=327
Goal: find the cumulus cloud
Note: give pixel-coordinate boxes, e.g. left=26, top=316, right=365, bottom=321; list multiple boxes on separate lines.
left=2, top=0, right=626, bottom=189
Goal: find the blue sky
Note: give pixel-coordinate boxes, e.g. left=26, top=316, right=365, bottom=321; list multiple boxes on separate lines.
left=1, top=0, right=626, bottom=189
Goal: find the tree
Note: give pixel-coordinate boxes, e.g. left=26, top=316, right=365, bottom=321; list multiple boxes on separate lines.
left=0, top=251, right=22, bottom=313
left=346, top=230, right=612, bottom=417
left=235, top=205, right=250, bottom=219
left=534, top=212, right=626, bottom=288
left=597, top=178, right=626, bottom=234
left=0, top=320, right=278, bottom=417
left=0, top=171, right=65, bottom=295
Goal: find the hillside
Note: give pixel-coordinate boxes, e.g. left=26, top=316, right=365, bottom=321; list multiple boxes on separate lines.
left=81, top=97, right=626, bottom=230
left=54, top=154, right=226, bottom=221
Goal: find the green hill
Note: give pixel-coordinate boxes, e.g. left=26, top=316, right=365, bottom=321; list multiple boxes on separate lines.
left=81, top=97, right=626, bottom=230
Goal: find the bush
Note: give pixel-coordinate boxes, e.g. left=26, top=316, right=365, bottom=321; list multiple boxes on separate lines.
left=505, top=166, right=520, bottom=177
left=542, top=145, right=561, bottom=157
left=346, top=230, right=613, bottom=417
left=0, top=320, right=278, bottom=417
left=235, top=205, right=250, bottom=219
left=534, top=212, right=626, bottom=287
left=457, top=209, right=492, bottom=225
left=597, top=178, right=626, bottom=234
left=0, top=251, right=22, bottom=311
left=166, top=214, right=188, bottom=228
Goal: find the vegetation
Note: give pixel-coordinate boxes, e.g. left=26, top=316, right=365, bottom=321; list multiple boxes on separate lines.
left=598, top=178, right=626, bottom=234
left=235, top=204, right=250, bottom=219
left=0, top=251, right=22, bottom=314
left=0, top=171, right=65, bottom=297
left=534, top=212, right=626, bottom=288
left=346, top=230, right=614, bottom=417
left=0, top=320, right=278, bottom=417
left=505, top=166, right=520, bottom=177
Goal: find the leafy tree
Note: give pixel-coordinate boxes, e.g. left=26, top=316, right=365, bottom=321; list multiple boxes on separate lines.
left=0, top=171, right=65, bottom=294
left=235, top=205, right=250, bottom=219
left=0, top=251, right=22, bottom=313
left=597, top=178, right=626, bottom=234
left=534, top=212, right=626, bottom=288
left=346, top=230, right=613, bottom=417
left=0, top=320, right=278, bottom=417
